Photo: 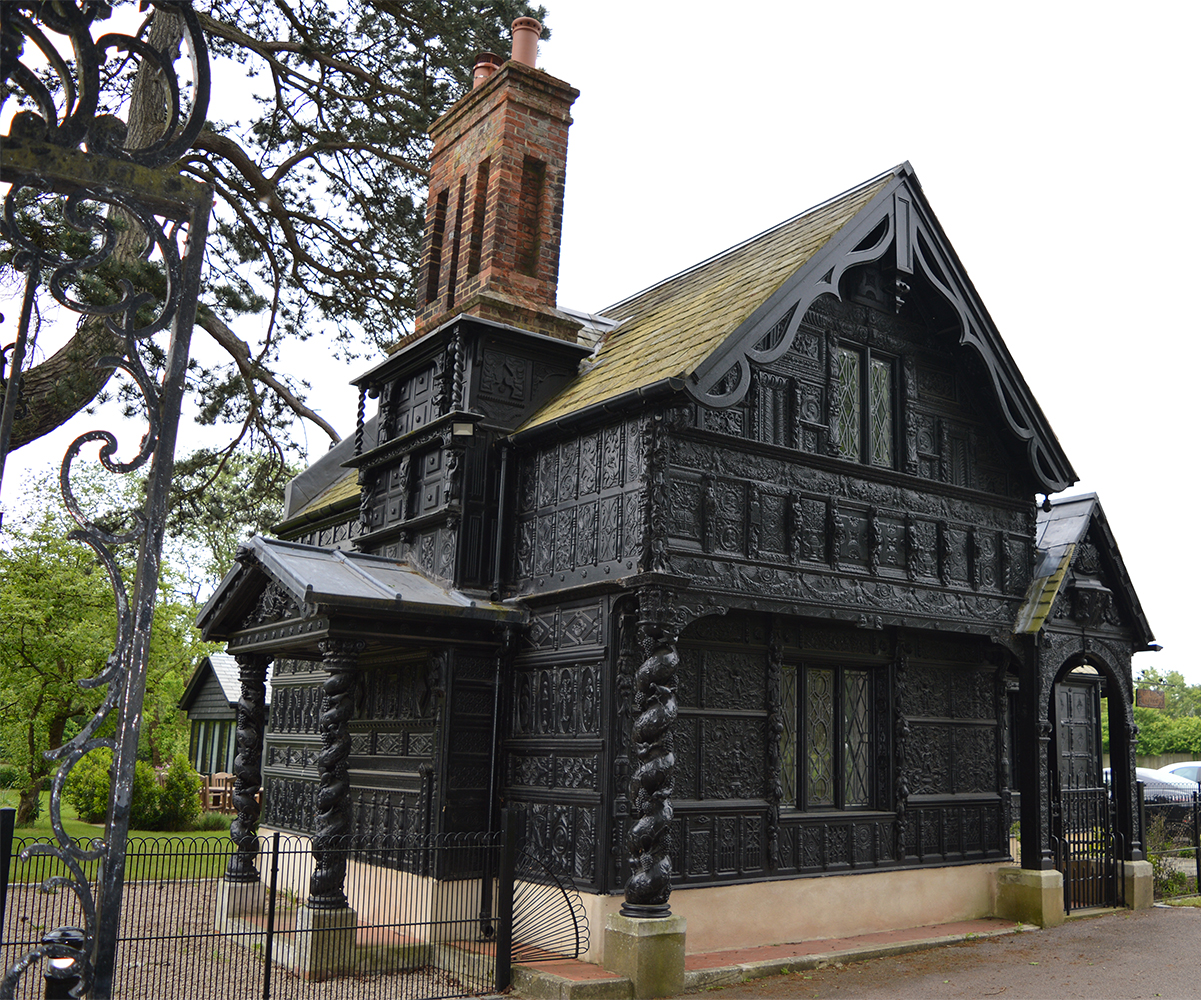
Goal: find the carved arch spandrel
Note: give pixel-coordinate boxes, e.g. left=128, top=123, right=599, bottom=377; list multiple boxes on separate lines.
left=686, top=172, right=1074, bottom=494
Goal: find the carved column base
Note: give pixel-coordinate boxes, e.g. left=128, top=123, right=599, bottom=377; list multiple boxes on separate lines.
left=619, top=902, right=671, bottom=920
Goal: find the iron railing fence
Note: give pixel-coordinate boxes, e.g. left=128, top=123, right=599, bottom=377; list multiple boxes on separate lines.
left=1142, top=789, right=1200, bottom=902
left=1, top=811, right=589, bottom=1000
left=1, top=829, right=496, bottom=999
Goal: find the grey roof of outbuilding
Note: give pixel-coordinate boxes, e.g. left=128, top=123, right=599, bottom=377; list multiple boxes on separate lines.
left=179, top=652, right=273, bottom=711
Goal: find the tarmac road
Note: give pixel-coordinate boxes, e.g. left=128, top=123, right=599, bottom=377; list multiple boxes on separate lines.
left=686, top=906, right=1201, bottom=1000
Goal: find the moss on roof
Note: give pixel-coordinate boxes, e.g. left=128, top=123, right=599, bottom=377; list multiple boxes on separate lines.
left=291, top=469, right=360, bottom=520
left=522, top=172, right=895, bottom=430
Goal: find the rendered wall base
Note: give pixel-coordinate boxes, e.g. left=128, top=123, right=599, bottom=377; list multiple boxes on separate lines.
left=1123, top=860, right=1154, bottom=910
left=995, top=868, right=1065, bottom=927
left=578, top=864, right=1006, bottom=965
left=603, top=914, right=686, bottom=999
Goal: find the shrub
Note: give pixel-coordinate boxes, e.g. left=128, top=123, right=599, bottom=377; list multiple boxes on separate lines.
left=158, top=754, right=202, bottom=831
left=128, top=760, right=162, bottom=831
left=194, top=810, right=233, bottom=831
left=64, top=749, right=184, bottom=830
left=64, top=749, right=116, bottom=824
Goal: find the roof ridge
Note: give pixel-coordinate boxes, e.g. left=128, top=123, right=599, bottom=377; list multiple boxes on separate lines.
left=600, top=164, right=906, bottom=315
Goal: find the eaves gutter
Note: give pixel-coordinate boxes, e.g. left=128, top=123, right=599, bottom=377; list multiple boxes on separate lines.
left=272, top=493, right=360, bottom=538
left=509, top=377, right=686, bottom=444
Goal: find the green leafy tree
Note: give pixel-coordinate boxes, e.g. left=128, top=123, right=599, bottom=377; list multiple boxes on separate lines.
left=164, top=449, right=299, bottom=597
left=3, top=0, right=550, bottom=477
left=1105, top=669, right=1201, bottom=756
left=0, top=471, right=211, bottom=825
left=1136, top=668, right=1201, bottom=719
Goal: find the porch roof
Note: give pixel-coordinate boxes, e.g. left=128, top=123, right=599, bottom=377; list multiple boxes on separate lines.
left=197, top=535, right=525, bottom=651
left=1013, top=493, right=1154, bottom=649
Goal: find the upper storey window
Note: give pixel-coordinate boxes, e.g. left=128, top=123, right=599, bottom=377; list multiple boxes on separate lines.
left=834, top=345, right=894, bottom=468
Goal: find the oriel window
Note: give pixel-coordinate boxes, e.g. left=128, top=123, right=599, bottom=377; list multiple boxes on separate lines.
left=834, top=345, right=895, bottom=468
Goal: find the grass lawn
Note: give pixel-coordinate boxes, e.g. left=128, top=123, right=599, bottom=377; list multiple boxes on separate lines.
left=2, top=790, right=237, bottom=881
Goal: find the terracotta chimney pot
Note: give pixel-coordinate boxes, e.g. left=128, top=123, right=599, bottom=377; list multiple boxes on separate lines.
left=511, top=17, right=542, bottom=68
left=473, top=51, right=503, bottom=88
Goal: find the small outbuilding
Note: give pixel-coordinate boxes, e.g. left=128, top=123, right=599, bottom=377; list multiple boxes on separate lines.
left=179, top=652, right=271, bottom=776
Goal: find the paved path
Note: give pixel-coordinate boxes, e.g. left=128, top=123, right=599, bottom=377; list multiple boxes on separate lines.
left=684, top=906, right=1201, bottom=999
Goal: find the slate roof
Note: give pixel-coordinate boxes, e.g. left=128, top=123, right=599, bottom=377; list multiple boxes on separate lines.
left=521, top=171, right=895, bottom=430
left=197, top=535, right=524, bottom=644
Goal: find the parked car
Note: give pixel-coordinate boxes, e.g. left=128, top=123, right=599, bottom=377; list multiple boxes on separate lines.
left=1103, top=766, right=1199, bottom=802
left=1157, top=761, right=1201, bottom=786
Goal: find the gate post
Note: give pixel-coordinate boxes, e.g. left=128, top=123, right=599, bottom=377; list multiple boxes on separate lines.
left=0, top=808, right=13, bottom=940
left=996, top=643, right=1065, bottom=927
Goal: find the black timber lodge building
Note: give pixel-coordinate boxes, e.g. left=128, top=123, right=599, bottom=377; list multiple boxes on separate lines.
left=197, top=24, right=1158, bottom=959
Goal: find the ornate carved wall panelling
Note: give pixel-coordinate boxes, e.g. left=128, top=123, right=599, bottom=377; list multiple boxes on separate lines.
left=899, top=654, right=1003, bottom=828
left=512, top=416, right=647, bottom=596
left=665, top=427, right=1033, bottom=633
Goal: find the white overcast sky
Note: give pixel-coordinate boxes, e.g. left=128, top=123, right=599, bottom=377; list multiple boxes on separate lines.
left=4, top=2, right=1197, bottom=685
left=535, top=0, right=1199, bottom=684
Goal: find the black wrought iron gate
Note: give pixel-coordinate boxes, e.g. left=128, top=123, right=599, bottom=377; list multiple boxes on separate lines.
left=1053, top=782, right=1124, bottom=912
left=1051, top=677, right=1122, bottom=912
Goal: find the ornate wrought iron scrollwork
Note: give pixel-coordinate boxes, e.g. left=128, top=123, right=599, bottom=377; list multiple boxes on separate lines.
left=0, top=7, right=211, bottom=997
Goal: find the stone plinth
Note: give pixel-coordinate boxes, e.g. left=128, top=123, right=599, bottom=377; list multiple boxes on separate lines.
left=603, top=913, right=686, bottom=999
left=214, top=879, right=266, bottom=935
left=284, top=906, right=358, bottom=981
left=995, top=868, right=1065, bottom=927
left=1123, top=860, right=1154, bottom=910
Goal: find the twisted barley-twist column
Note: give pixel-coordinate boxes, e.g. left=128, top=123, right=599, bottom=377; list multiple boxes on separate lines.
left=622, top=639, right=678, bottom=917
left=225, top=653, right=270, bottom=882
left=308, top=639, right=363, bottom=909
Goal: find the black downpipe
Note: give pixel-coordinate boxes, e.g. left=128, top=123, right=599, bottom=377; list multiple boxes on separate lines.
left=490, top=444, right=510, bottom=599
left=479, top=628, right=510, bottom=939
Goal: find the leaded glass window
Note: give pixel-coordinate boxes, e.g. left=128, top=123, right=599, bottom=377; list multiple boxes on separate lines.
left=842, top=670, right=872, bottom=806
left=868, top=357, right=893, bottom=467
left=834, top=344, right=895, bottom=468
left=780, top=664, right=798, bottom=805
left=806, top=668, right=835, bottom=807
left=782, top=663, right=880, bottom=811
left=835, top=348, right=861, bottom=461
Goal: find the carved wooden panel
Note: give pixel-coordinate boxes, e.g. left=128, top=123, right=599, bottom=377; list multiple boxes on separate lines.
left=513, top=418, right=646, bottom=589
left=700, top=718, right=765, bottom=799
left=522, top=602, right=606, bottom=652
left=511, top=662, right=602, bottom=736
left=521, top=801, right=599, bottom=885
left=700, top=650, right=765, bottom=711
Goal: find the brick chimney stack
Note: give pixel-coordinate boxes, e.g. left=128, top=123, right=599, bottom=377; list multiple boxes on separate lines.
left=406, top=19, right=581, bottom=347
